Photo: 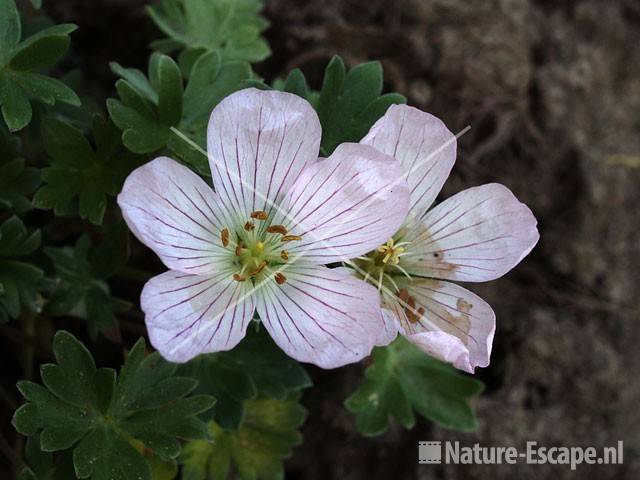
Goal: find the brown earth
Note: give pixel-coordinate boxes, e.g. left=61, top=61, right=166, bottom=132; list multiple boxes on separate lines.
left=19, top=0, right=640, bottom=478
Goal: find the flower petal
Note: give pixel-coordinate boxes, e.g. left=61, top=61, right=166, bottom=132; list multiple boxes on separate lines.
left=207, top=88, right=321, bottom=221
left=403, top=183, right=539, bottom=282
left=118, top=157, right=231, bottom=275
left=255, top=263, right=383, bottom=368
left=141, top=269, right=256, bottom=362
left=273, top=143, right=410, bottom=264
left=390, top=279, right=495, bottom=373
left=361, top=104, right=457, bottom=217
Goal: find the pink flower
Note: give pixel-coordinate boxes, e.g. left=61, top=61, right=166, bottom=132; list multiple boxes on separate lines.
left=350, top=104, right=539, bottom=373
left=117, top=89, right=410, bottom=368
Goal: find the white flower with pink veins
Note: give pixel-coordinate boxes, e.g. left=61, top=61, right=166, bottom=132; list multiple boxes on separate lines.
left=117, top=88, right=411, bottom=368
left=348, top=104, right=540, bottom=373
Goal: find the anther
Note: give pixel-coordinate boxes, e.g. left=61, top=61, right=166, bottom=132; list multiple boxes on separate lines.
left=235, top=241, right=244, bottom=256
left=274, top=272, right=287, bottom=285
left=221, top=228, right=229, bottom=247
left=233, top=273, right=247, bottom=282
left=244, top=221, right=255, bottom=231
left=250, top=210, right=268, bottom=220
left=266, top=225, right=288, bottom=235
left=281, top=235, right=302, bottom=242
left=280, top=250, right=289, bottom=261
left=250, top=261, right=267, bottom=276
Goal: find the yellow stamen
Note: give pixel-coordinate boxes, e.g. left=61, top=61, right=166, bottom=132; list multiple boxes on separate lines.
left=281, top=235, right=302, bottom=242
left=244, top=221, right=255, bottom=231
left=266, top=225, right=288, bottom=235
left=221, top=228, right=229, bottom=247
left=250, top=210, right=268, bottom=220
left=274, top=272, right=287, bottom=285
left=280, top=250, right=289, bottom=261
left=254, top=242, right=264, bottom=253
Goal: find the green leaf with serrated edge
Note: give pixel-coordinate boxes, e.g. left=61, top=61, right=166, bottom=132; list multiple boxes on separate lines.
left=147, top=0, right=270, bottom=64
left=315, top=56, right=406, bottom=155
left=13, top=332, right=215, bottom=480
left=109, top=51, right=251, bottom=159
left=44, top=235, right=129, bottom=338
left=0, top=5, right=79, bottom=131
left=345, top=337, right=484, bottom=435
left=0, top=158, right=40, bottom=213
left=34, top=116, right=142, bottom=224
left=177, top=327, right=311, bottom=430
left=181, top=396, right=305, bottom=480
left=0, top=216, right=42, bottom=322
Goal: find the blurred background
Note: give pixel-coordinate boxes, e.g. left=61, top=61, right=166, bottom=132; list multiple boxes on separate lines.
left=27, top=0, right=640, bottom=478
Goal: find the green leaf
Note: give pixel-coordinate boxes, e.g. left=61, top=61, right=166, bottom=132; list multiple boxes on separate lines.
left=0, top=0, right=21, bottom=63
left=345, top=337, right=484, bottom=435
left=0, top=157, right=40, bottom=213
left=147, top=0, right=270, bottom=64
left=0, top=7, right=79, bottom=131
left=178, top=327, right=311, bottom=430
left=156, top=54, right=183, bottom=125
left=0, top=72, right=32, bottom=131
left=108, top=52, right=251, bottom=162
left=9, top=24, right=77, bottom=71
left=17, top=435, right=76, bottom=480
left=34, top=116, right=142, bottom=224
left=0, top=216, right=42, bottom=323
left=44, top=235, right=129, bottom=338
left=181, top=396, right=305, bottom=480
left=13, top=332, right=215, bottom=480
left=315, top=56, right=406, bottom=155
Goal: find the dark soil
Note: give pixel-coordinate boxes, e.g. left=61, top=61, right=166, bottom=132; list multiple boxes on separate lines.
left=6, top=0, right=640, bottom=479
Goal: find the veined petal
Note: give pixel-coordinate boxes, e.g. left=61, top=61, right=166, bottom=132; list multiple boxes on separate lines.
left=255, top=263, right=383, bottom=369
left=402, top=183, right=539, bottom=282
left=118, top=157, right=230, bottom=275
left=141, top=269, right=256, bottom=362
left=361, top=104, right=457, bottom=217
left=391, top=279, right=495, bottom=373
left=207, top=88, right=321, bottom=221
left=273, top=143, right=410, bottom=264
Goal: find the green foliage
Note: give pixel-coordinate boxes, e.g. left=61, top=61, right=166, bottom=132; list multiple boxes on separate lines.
left=0, top=216, right=43, bottom=323
left=44, top=235, right=130, bottom=338
left=107, top=51, right=251, bottom=174
left=246, top=56, right=406, bottom=156
left=345, top=337, right=484, bottom=435
left=0, top=0, right=80, bottom=131
left=181, top=396, right=306, bottom=480
left=13, top=331, right=215, bottom=480
left=34, top=116, right=143, bottom=225
left=178, top=327, right=311, bottom=430
left=0, top=157, right=40, bottom=213
left=316, top=56, right=406, bottom=155
left=147, top=0, right=270, bottom=69
left=17, top=436, right=75, bottom=480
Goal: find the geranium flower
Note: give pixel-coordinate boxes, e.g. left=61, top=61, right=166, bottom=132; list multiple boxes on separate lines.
left=348, top=105, right=539, bottom=373
left=117, top=88, right=410, bottom=368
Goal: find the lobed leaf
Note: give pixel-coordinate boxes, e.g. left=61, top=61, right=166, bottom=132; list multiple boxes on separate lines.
left=345, top=337, right=484, bottom=436
left=0, top=216, right=42, bottom=323
left=12, top=332, right=215, bottom=480
left=181, top=396, right=306, bottom=480
left=178, top=327, right=311, bottom=430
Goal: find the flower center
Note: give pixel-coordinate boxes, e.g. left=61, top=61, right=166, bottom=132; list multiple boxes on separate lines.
left=352, top=231, right=414, bottom=293
left=219, top=211, right=303, bottom=285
